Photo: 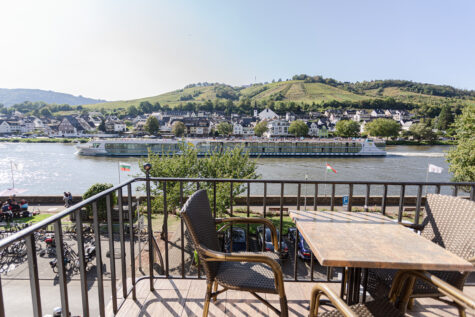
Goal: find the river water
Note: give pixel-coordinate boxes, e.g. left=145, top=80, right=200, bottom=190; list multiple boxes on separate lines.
left=0, top=143, right=455, bottom=196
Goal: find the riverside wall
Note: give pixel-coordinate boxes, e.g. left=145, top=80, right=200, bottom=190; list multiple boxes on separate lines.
left=1, top=195, right=432, bottom=207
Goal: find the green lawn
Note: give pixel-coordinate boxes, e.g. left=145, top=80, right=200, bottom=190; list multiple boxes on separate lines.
left=0, top=213, right=54, bottom=230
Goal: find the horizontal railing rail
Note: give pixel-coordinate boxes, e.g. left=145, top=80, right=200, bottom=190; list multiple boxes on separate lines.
left=0, top=175, right=473, bottom=316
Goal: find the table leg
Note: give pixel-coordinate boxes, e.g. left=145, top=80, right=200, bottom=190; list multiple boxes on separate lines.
left=362, top=268, right=368, bottom=303
left=340, top=267, right=346, bottom=300
left=342, top=267, right=362, bottom=305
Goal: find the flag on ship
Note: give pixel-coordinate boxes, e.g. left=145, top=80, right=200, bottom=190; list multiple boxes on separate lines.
left=326, top=163, right=337, bottom=174
left=119, top=162, right=131, bottom=171
left=428, top=164, right=443, bottom=174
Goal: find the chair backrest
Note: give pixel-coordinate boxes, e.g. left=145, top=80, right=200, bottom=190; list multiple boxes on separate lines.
left=422, top=194, right=475, bottom=261
left=180, top=189, right=220, bottom=280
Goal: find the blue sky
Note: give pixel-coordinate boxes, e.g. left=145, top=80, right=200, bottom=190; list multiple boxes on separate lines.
left=0, top=0, right=474, bottom=100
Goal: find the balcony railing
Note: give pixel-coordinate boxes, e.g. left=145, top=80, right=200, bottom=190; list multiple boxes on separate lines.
left=0, top=175, right=473, bottom=316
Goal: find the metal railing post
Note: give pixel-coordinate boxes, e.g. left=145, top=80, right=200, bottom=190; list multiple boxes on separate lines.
left=54, top=220, right=69, bottom=317
left=74, top=209, right=89, bottom=317
left=246, top=182, right=250, bottom=251
left=280, top=183, right=284, bottom=251
left=180, top=181, right=185, bottom=278
left=106, top=194, right=117, bottom=314
left=25, top=234, right=42, bottom=317
left=415, top=185, right=423, bottom=225
left=127, top=184, right=136, bottom=300
left=0, top=275, right=5, bottom=317
left=398, top=185, right=406, bottom=223
left=118, top=188, right=127, bottom=299
left=163, top=181, right=169, bottom=277
left=381, top=184, right=388, bottom=215
left=144, top=164, right=154, bottom=291
left=347, top=184, right=353, bottom=212
left=92, top=202, right=105, bottom=317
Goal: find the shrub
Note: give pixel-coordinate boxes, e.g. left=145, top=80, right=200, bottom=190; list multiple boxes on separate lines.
left=82, top=183, right=117, bottom=221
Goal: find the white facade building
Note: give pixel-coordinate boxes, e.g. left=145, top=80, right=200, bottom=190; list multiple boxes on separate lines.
left=258, top=108, right=279, bottom=121
left=0, top=121, right=10, bottom=134
left=264, top=120, right=290, bottom=138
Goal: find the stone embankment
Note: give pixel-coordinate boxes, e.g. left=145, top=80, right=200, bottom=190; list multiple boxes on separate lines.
left=1, top=195, right=430, bottom=207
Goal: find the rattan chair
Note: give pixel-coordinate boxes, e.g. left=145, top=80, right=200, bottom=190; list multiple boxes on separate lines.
left=180, top=189, right=288, bottom=317
left=310, top=270, right=475, bottom=317
left=365, top=194, right=475, bottom=316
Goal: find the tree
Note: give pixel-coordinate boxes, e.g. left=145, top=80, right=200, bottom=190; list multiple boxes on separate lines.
left=144, top=116, right=160, bottom=135
left=140, top=145, right=258, bottom=216
left=128, top=105, right=139, bottom=117
left=447, top=105, right=475, bottom=183
left=139, top=101, right=154, bottom=114
left=364, top=118, right=400, bottom=139
left=435, top=104, right=454, bottom=131
left=408, top=122, right=436, bottom=141
left=98, top=119, right=106, bottom=132
left=288, top=120, right=309, bottom=137
left=335, top=120, right=360, bottom=137
left=216, top=122, right=233, bottom=136
left=40, top=107, right=52, bottom=117
left=171, top=121, right=186, bottom=137
left=254, top=120, right=268, bottom=137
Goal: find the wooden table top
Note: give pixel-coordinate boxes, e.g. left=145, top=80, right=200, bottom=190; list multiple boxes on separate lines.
left=290, top=210, right=475, bottom=271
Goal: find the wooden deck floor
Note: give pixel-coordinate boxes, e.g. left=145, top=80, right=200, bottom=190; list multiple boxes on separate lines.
left=107, top=278, right=475, bottom=317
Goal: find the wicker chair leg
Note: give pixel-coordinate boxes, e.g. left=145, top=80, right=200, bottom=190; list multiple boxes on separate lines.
left=309, top=290, right=321, bottom=317
left=407, top=298, right=415, bottom=310
left=203, top=282, right=213, bottom=317
left=398, top=276, right=416, bottom=314
left=280, top=295, right=289, bottom=317
left=456, top=304, right=466, bottom=317
left=212, top=280, right=218, bottom=302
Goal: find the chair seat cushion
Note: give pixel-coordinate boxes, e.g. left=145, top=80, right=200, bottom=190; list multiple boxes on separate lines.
left=319, top=299, right=404, bottom=317
left=215, top=260, right=277, bottom=294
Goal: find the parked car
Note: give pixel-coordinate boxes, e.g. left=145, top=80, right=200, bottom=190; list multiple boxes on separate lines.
left=288, top=227, right=312, bottom=260
left=224, top=227, right=247, bottom=252
left=257, top=226, right=289, bottom=259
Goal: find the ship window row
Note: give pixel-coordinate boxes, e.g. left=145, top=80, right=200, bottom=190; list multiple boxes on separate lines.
left=103, top=142, right=372, bottom=155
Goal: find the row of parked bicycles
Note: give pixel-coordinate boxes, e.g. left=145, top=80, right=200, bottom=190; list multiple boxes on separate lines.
left=0, top=223, right=97, bottom=275
left=37, top=226, right=97, bottom=274
left=0, top=223, right=31, bottom=272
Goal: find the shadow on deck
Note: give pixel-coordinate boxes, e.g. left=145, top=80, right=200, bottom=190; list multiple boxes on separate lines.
left=107, top=278, right=475, bottom=317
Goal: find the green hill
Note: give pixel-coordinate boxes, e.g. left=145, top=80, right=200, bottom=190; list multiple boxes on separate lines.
left=82, top=77, right=475, bottom=111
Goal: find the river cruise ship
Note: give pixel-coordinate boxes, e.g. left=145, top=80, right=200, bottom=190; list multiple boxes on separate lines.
left=76, top=138, right=386, bottom=157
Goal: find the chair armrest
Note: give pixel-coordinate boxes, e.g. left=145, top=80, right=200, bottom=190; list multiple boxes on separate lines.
left=399, top=222, right=424, bottom=231
left=309, top=283, right=358, bottom=317
left=197, top=244, right=285, bottom=296
left=215, top=217, right=279, bottom=251
left=400, top=270, right=475, bottom=310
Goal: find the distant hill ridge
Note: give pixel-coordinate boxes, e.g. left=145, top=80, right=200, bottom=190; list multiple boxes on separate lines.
left=81, top=76, right=475, bottom=111
left=0, top=88, right=106, bottom=107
